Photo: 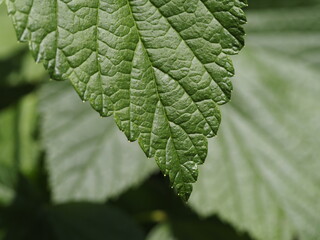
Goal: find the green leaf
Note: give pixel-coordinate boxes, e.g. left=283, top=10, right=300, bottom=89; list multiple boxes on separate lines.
left=39, top=81, right=157, bottom=203
left=7, top=0, right=247, bottom=200
left=48, top=203, right=144, bottom=240
left=246, top=6, right=320, bottom=68
left=0, top=4, right=23, bottom=59
left=0, top=4, right=46, bottom=87
left=0, top=93, right=39, bottom=205
left=190, top=7, right=320, bottom=240
left=146, top=224, right=177, bottom=240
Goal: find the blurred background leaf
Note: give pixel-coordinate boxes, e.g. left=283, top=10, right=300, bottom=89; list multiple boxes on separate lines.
left=0, top=5, right=22, bottom=59
left=249, top=0, right=320, bottom=9
left=0, top=5, right=45, bottom=87
left=39, top=81, right=157, bottom=202
left=110, top=174, right=252, bottom=240
left=190, top=4, right=320, bottom=240
left=146, top=224, right=176, bottom=240
left=0, top=93, right=40, bottom=205
left=246, top=6, right=320, bottom=68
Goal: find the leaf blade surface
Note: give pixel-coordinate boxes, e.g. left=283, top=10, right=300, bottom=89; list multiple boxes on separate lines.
left=6, top=0, right=246, bottom=199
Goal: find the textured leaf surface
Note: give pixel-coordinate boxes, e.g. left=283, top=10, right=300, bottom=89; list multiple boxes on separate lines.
left=190, top=7, right=320, bottom=240
left=40, top=81, right=157, bottom=203
left=7, top=0, right=246, bottom=199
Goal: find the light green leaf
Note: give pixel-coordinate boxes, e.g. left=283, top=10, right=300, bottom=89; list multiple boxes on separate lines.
left=0, top=4, right=46, bottom=86
left=246, top=6, right=320, bottom=68
left=48, top=203, right=144, bottom=240
left=0, top=4, right=23, bottom=59
left=190, top=7, right=320, bottom=240
left=39, top=81, right=157, bottom=203
left=146, top=224, right=177, bottom=240
left=0, top=4, right=46, bottom=87
left=0, top=93, right=39, bottom=205
left=7, top=0, right=247, bottom=200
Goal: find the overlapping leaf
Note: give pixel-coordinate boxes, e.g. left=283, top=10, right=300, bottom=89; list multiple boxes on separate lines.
left=6, top=0, right=247, bottom=199
left=190, top=7, right=320, bottom=240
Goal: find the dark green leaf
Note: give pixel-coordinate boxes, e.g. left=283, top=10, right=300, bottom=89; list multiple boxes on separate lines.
left=6, top=0, right=247, bottom=199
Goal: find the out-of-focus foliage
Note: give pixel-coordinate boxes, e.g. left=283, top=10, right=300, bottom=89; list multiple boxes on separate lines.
left=1, top=176, right=146, bottom=240
left=249, top=0, right=320, bottom=8
left=0, top=5, right=45, bottom=87
left=40, top=81, right=157, bottom=203
left=0, top=93, right=39, bottom=205
left=0, top=5, right=21, bottom=59
left=47, top=203, right=145, bottom=240
left=0, top=1, right=320, bottom=240
left=110, top=177, right=253, bottom=240
left=146, top=224, right=177, bottom=240
left=190, top=4, right=320, bottom=240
